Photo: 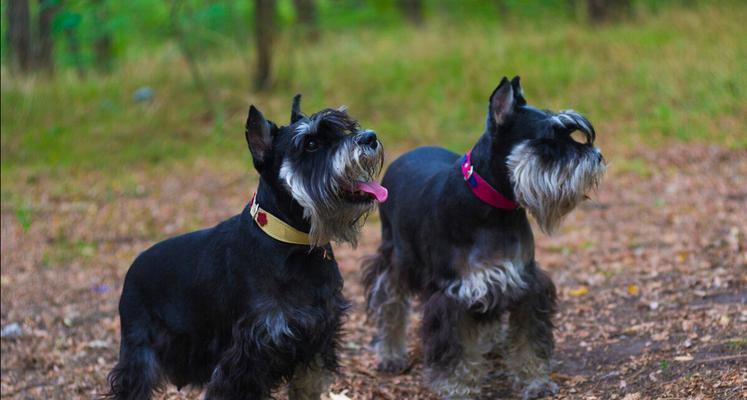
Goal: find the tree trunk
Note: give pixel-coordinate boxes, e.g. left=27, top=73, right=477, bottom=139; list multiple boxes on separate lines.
left=398, top=0, right=423, bottom=26
left=293, top=0, right=319, bottom=42
left=64, top=26, right=85, bottom=78
left=35, top=0, right=59, bottom=73
left=254, top=0, right=276, bottom=91
left=93, top=0, right=113, bottom=73
left=170, top=0, right=217, bottom=118
left=587, top=0, right=631, bottom=23
left=6, top=0, right=32, bottom=73
left=567, top=0, right=579, bottom=19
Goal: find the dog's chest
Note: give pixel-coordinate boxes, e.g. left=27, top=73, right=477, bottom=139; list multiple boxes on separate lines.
left=250, top=261, right=344, bottom=347
left=446, top=231, right=531, bottom=312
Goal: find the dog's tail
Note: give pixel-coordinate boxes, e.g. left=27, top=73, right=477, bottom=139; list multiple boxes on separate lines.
left=102, top=344, right=161, bottom=400
left=361, top=239, right=395, bottom=316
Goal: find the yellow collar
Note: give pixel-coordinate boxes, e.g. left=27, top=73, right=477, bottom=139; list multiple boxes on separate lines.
left=250, top=195, right=312, bottom=246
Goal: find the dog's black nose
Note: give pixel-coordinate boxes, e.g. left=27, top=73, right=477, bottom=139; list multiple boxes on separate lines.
left=357, top=131, right=378, bottom=149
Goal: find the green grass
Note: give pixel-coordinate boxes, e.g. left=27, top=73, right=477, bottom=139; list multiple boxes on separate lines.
left=2, top=3, right=746, bottom=196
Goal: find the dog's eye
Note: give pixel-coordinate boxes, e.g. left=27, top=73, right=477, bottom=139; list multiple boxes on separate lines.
left=305, top=138, right=320, bottom=152
left=569, top=130, right=587, bottom=144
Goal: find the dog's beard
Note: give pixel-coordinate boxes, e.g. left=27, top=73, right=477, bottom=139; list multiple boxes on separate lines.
left=507, top=140, right=605, bottom=234
left=280, top=140, right=383, bottom=246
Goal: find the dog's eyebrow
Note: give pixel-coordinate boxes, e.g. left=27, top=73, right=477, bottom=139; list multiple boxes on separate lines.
left=292, top=109, right=359, bottom=146
left=312, top=109, right=359, bottom=133
left=294, top=121, right=312, bottom=136
left=292, top=119, right=318, bottom=147
left=550, top=110, right=596, bottom=143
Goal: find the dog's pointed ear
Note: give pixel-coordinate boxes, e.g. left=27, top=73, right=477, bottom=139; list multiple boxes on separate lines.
left=290, top=94, right=304, bottom=124
left=488, top=77, right=515, bottom=129
left=510, top=76, right=527, bottom=106
left=246, top=105, right=274, bottom=169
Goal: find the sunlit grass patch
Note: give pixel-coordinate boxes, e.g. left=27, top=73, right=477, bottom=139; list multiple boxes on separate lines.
left=1, top=3, right=745, bottom=192
left=610, top=157, right=652, bottom=178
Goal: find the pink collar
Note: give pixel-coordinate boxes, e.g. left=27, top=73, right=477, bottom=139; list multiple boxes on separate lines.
left=460, top=151, right=520, bottom=210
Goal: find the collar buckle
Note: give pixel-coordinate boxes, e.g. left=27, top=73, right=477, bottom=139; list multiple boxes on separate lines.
left=464, top=165, right=474, bottom=181
left=460, top=151, right=520, bottom=210
left=249, top=192, right=314, bottom=246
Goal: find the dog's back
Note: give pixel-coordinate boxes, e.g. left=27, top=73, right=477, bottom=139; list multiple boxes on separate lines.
left=108, top=207, right=349, bottom=398
left=110, top=215, right=245, bottom=396
left=381, top=146, right=458, bottom=205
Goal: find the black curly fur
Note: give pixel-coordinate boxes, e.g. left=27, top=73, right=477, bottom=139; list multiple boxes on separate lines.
left=360, top=77, right=598, bottom=398
left=104, top=96, right=367, bottom=400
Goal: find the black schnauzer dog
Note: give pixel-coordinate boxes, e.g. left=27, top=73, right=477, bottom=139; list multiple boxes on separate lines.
left=363, top=77, right=605, bottom=399
left=105, top=95, right=386, bottom=400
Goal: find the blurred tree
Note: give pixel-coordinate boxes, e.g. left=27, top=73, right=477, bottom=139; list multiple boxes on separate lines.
left=170, top=0, right=218, bottom=118
left=587, top=0, right=632, bottom=23
left=255, top=0, right=276, bottom=90
left=6, top=0, right=32, bottom=72
left=293, top=0, right=319, bottom=42
left=93, top=0, right=113, bottom=73
left=496, top=0, right=509, bottom=16
left=398, top=0, right=423, bottom=26
left=60, top=7, right=86, bottom=77
left=567, top=0, right=579, bottom=19
left=34, top=0, right=60, bottom=73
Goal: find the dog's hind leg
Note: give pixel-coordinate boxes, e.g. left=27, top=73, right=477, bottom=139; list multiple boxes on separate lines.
left=505, top=265, right=558, bottom=400
left=362, top=238, right=410, bottom=373
left=105, top=341, right=162, bottom=400
left=105, top=292, right=163, bottom=400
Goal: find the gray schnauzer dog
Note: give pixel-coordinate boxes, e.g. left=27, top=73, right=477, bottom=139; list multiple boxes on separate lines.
left=363, top=77, right=605, bottom=399
left=105, top=95, right=386, bottom=400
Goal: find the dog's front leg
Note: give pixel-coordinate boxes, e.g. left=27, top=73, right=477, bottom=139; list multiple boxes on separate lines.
left=288, top=355, right=332, bottom=400
left=505, top=266, right=558, bottom=400
left=204, top=318, right=279, bottom=400
left=422, top=292, right=486, bottom=400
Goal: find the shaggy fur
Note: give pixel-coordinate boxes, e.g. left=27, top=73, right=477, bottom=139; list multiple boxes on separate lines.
left=105, top=95, right=383, bottom=400
left=363, top=77, right=604, bottom=399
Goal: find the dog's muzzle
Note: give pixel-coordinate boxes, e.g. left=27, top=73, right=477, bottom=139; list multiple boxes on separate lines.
left=507, top=139, right=605, bottom=234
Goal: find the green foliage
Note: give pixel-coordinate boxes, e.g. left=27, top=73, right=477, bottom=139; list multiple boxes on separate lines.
left=659, top=359, right=671, bottom=375
left=727, top=337, right=747, bottom=351
left=14, top=205, right=33, bottom=232
left=1, top=2, right=745, bottom=190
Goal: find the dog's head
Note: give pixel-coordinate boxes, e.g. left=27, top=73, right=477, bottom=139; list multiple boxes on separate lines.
left=485, top=76, right=605, bottom=234
left=246, top=95, right=386, bottom=246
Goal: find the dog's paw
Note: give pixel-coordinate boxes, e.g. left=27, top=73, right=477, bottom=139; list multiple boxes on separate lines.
left=521, top=378, right=558, bottom=400
left=376, top=357, right=409, bottom=374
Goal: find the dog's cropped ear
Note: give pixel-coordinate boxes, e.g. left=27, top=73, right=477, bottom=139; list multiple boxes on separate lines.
left=488, top=77, right=515, bottom=130
left=246, top=105, right=274, bottom=169
left=510, top=76, right=527, bottom=107
left=290, top=94, right=304, bottom=124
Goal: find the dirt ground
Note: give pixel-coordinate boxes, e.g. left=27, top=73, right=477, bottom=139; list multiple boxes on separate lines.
left=1, top=144, right=745, bottom=399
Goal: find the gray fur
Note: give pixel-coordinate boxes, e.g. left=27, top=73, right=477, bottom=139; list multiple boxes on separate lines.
left=368, top=270, right=410, bottom=372
left=280, top=125, right=383, bottom=246
left=507, top=141, right=605, bottom=234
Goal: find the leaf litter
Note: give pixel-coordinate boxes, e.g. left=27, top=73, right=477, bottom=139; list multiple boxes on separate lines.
left=1, top=145, right=745, bottom=399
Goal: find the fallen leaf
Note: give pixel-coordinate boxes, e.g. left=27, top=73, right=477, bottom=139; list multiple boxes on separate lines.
left=86, top=340, right=111, bottom=349
left=569, top=286, right=589, bottom=297
left=329, top=390, right=352, bottom=400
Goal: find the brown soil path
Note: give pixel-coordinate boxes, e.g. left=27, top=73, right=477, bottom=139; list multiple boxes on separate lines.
left=2, top=145, right=745, bottom=399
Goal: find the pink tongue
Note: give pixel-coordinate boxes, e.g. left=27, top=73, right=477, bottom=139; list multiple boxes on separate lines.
left=356, top=181, right=388, bottom=202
